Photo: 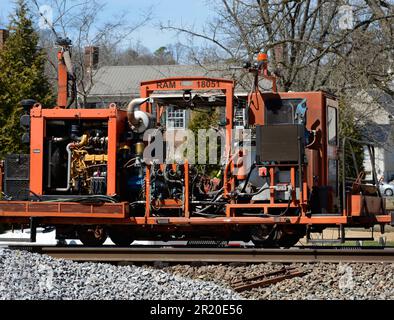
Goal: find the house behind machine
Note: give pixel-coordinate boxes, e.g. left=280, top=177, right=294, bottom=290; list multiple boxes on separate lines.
left=353, top=90, right=394, bottom=182
left=84, top=62, right=257, bottom=130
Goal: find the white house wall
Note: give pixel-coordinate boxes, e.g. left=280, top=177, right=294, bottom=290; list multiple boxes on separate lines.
left=384, top=147, right=394, bottom=181
left=354, top=91, right=390, bottom=125
left=364, top=147, right=385, bottom=181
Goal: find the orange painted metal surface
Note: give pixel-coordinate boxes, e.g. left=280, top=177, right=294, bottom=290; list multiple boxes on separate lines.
left=29, top=105, right=126, bottom=197
left=349, top=195, right=384, bottom=216
left=184, top=161, right=190, bottom=218
left=2, top=214, right=393, bottom=226
left=140, top=77, right=236, bottom=218
left=151, top=199, right=183, bottom=209
left=57, top=50, right=68, bottom=108
left=0, top=201, right=128, bottom=218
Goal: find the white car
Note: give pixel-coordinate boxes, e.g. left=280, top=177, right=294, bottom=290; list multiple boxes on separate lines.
left=380, top=181, right=394, bottom=197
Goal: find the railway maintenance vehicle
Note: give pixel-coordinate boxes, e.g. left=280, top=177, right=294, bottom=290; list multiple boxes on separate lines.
left=0, top=41, right=392, bottom=247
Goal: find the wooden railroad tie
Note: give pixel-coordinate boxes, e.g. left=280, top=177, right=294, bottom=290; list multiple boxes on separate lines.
left=231, top=267, right=307, bottom=292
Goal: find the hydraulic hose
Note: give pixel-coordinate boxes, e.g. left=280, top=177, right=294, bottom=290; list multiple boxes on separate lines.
left=55, top=142, right=74, bottom=192
left=240, top=163, right=257, bottom=193
left=237, top=186, right=271, bottom=198
left=163, top=166, right=183, bottom=185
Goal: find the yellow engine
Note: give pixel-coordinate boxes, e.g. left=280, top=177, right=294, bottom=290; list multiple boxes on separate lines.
left=69, top=134, right=108, bottom=194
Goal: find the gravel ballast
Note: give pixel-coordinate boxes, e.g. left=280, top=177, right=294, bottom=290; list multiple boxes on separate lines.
left=160, top=262, right=394, bottom=300
left=0, top=248, right=241, bottom=300
left=1, top=248, right=393, bottom=300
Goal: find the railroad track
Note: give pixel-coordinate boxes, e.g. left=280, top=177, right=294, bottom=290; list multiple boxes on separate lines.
left=3, top=245, right=394, bottom=263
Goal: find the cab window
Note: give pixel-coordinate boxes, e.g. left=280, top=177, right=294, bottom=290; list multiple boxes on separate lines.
left=265, top=99, right=303, bottom=125
left=327, top=106, right=337, bottom=145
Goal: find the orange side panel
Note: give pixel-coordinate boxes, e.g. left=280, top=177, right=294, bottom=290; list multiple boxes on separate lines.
left=29, top=106, right=126, bottom=196
left=0, top=201, right=128, bottom=218
left=349, top=195, right=383, bottom=216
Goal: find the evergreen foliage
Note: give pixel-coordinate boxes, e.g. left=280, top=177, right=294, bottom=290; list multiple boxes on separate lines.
left=0, top=0, right=53, bottom=157
left=188, top=108, right=221, bottom=176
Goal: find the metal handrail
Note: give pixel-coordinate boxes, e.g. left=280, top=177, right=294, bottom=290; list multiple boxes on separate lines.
left=340, top=137, right=383, bottom=215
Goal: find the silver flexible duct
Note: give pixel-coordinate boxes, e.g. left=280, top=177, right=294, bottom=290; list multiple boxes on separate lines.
left=127, top=98, right=152, bottom=133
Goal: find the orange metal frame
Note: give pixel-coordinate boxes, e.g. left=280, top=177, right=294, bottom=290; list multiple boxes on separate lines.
left=29, top=104, right=127, bottom=196
left=0, top=201, right=128, bottom=219
left=57, top=50, right=68, bottom=108
left=140, top=77, right=235, bottom=220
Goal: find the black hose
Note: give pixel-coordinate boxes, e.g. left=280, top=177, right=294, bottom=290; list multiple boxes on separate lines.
left=240, top=163, right=257, bottom=193
left=14, top=189, right=42, bottom=201
left=29, top=190, right=43, bottom=202
left=193, top=212, right=224, bottom=218
left=164, top=167, right=183, bottom=185
left=237, top=186, right=271, bottom=198
left=43, top=195, right=118, bottom=204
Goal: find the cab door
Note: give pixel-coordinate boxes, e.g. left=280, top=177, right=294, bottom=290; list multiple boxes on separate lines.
left=326, top=97, right=339, bottom=212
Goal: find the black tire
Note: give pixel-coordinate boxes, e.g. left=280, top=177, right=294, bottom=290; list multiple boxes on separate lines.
left=108, top=227, right=134, bottom=247
left=78, top=226, right=107, bottom=246
left=276, top=226, right=306, bottom=248
left=250, top=225, right=279, bottom=248
left=277, top=234, right=302, bottom=248
left=384, top=189, right=393, bottom=197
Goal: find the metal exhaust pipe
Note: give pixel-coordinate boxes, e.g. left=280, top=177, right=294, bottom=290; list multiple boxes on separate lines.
left=127, top=98, right=152, bottom=133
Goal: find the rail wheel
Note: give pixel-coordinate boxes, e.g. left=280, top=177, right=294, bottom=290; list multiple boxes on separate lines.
left=78, top=225, right=107, bottom=246
left=276, top=234, right=302, bottom=248
left=108, top=227, right=134, bottom=246
left=276, top=226, right=306, bottom=248
left=250, top=225, right=279, bottom=248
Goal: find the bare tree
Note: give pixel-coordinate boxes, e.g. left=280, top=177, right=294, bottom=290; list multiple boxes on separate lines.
left=166, top=42, right=188, bottom=64
left=105, top=42, right=179, bottom=66
left=29, top=0, right=151, bottom=107
left=161, top=0, right=394, bottom=95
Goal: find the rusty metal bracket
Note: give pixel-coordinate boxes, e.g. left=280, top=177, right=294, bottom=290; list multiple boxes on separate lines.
left=231, top=267, right=306, bottom=292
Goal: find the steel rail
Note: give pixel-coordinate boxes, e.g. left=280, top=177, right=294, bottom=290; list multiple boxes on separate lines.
left=5, top=246, right=394, bottom=264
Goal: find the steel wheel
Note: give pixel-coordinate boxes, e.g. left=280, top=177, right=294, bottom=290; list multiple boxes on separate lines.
left=250, top=225, right=279, bottom=248
left=78, top=225, right=107, bottom=246
left=276, top=226, right=306, bottom=248
left=384, top=189, right=393, bottom=197
left=108, top=227, right=134, bottom=246
left=276, top=234, right=302, bottom=248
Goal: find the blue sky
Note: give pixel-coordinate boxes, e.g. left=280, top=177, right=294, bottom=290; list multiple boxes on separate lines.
left=0, top=0, right=215, bottom=51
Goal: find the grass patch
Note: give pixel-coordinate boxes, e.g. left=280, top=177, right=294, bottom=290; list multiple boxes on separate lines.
left=337, top=240, right=394, bottom=247
left=307, top=240, right=394, bottom=247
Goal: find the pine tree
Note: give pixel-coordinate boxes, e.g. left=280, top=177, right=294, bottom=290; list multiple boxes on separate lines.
left=188, top=108, right=221, bottom=176
left=0, top=0, right=53, bottom=157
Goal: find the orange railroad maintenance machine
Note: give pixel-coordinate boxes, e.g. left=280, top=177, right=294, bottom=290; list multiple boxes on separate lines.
left=0, top=43, right=392, bottom=246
